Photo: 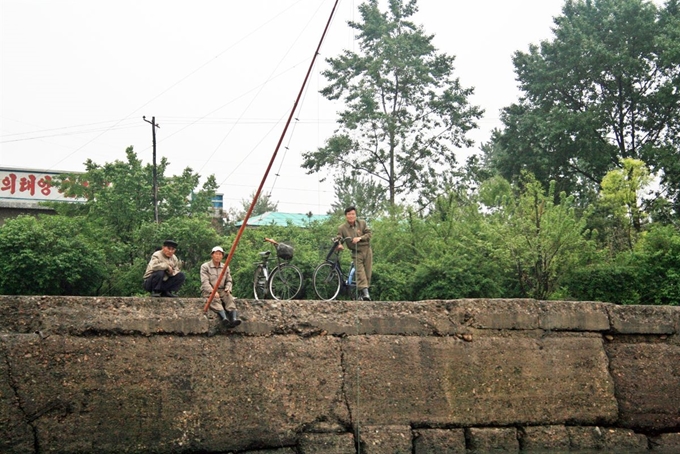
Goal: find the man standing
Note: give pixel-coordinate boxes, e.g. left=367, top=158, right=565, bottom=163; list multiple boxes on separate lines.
left=336, top=206, right=373, bottom=300
left=200, top=246, right=241, bottom=328
left=143, top=239, right=186, bottom=297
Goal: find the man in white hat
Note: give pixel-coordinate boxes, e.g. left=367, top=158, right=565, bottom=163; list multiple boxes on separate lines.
left=200, top=246, right=241, bottom=328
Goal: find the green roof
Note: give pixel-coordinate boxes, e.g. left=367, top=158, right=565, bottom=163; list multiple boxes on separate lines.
left=236, top=211, right=329, bottom=227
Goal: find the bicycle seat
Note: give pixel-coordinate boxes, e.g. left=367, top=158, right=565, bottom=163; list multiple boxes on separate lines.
left=259, top=251, right=271, bottom=258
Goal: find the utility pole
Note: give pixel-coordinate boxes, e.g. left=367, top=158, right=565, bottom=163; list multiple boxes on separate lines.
left=143, top=116, right=160, bottom=224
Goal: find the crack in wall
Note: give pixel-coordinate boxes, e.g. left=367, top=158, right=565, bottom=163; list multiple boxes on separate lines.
left=1, top=334, right=39, bottom=453
left=339, top=337, right=361, bottom=453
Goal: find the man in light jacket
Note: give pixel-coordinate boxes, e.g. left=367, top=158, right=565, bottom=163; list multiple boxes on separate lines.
left=143, top=239, right=186, bottom=297
left=200, top=246, right=241, bottom=328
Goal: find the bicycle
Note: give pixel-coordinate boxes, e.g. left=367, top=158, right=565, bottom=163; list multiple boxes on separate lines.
left=312, top=237, right=360, bottom=301
left=252, top=237, right=303, bottom=300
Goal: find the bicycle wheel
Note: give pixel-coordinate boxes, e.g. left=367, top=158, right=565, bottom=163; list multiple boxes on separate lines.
left=253, top=265, right=268, bottom=300
left=268, top=264, right=302, bottom=300
left=313, top=262, right=342, bottom=301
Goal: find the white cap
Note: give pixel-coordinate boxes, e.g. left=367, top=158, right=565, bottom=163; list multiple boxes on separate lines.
left=211, top=246, right=225, bottom=254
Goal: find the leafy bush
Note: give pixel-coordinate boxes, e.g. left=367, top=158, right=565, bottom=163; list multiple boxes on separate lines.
left=633, top=225, right=680, bottom=306
left=561, top=265, right=641, bottom=305
left=0, top=215, right=107, bottom=295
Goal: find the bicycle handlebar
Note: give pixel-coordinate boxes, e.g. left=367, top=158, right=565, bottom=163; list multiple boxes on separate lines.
left=325, top=237, right=355, bottom=260
left=264, top=237, right=279, bottom=246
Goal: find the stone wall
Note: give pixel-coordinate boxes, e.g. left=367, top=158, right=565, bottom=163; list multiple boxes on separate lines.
left=1, top=296, right=679, bottom=453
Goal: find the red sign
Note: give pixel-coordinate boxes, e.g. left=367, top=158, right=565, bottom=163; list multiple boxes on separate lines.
left=0, top=168, right=83, bottom=202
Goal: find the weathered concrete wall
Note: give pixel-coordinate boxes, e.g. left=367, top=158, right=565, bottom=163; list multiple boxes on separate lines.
left=1, top=296, right=678, bottom=453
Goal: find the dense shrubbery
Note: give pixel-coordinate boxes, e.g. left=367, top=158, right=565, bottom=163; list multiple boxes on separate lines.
left=3, top=164, right=680, bottom=306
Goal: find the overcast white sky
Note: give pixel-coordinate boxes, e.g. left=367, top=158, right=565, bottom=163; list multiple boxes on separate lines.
left=1, top=0, right=568, bottom=215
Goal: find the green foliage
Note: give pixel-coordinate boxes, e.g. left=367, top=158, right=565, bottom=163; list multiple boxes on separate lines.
left=330, top=175, right=387, bottom=219
left=561, top=224, right=680, bottom=306
left=233, top=190, right=279, bottom=222
left=598, top=158, right=653, bottom=248
left=4, top=147, right=680, bottom=305
left=52, top=146, right=217, bottom=240
left=5, top=148, right=220, bottom=297
left=487, top=174, right=595, bottom=299
left=302, top=0, right=483, bottom=208
left=560, top=265, right=642, bottom=305
left=0, top=215, right=107, bottom=295
left=485, top=0, right=680, bottom=212
left=632, top=225, right=680, bottom=305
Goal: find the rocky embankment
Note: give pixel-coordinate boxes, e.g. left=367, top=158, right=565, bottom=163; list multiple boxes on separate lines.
left=1, top=296, right=679, bottom=453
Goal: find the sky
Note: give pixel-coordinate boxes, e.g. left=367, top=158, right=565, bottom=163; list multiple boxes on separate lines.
left=1, top=0, right=569, bottom=215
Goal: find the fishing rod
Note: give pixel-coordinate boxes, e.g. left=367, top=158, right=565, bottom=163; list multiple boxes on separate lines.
left=203, top=0, right=340, bottom=313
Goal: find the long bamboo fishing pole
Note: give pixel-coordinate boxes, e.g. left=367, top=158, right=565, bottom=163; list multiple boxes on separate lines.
left=203, top=0, right=340, bottom=313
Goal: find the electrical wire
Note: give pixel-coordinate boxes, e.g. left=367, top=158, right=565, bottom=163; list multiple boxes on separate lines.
left=40, top=0, right=314, bottom=170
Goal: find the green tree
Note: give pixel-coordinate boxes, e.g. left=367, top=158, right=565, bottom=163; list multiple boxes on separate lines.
left=489, top=174, right=594, bottom=299
left=53, top=146, right=218, bottom=244
left=0, top=215, right=107, bottom=295
left=485, top=0, right=680, bottom=209
left=302, top=0, right=483, bottom=209
left=599, top=158, right=653, bottom=248
left=234, top=190, right=278, bottom=220
left=408, top=193, right=509, bottom=300
left=632, top=224, right=680, bottom=305
left=329, top=174, right=387, bottom=219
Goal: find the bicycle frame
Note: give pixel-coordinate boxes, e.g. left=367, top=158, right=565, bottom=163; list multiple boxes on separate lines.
left=322, top=239, right=358, bottom=298
left=253, top=238, right=303, bottom=300
left=253, top=251, right=272, bottom=300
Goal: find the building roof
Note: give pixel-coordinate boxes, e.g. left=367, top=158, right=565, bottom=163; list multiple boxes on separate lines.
left=236, top=211, right=329, bottom=227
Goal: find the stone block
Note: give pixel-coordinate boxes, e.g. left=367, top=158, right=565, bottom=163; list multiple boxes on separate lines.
left=413, top=428, right=466, bottom=453
left=342, top=334, right=617, bottom=426
left=567, top=426, right=648, bottom=452
left=298, top=432, right=356, bottom=453
left=650, top=432, right=680, bottom=453
left=606, top=342, right=680, bottom=431
left=608, top=305, right=679, bottom=334
left=467, top=427, right=518, bottom=452
left=0, top=339, right=34, bottom=454
left=519, top=425, right=570, bottom=452
left=358, top=425, right=412, bottom=454
left=447, top=299, right=541, bottom=330
left=38, top=297, right=208, bottom=336
left=2, top=334, right=347, bottom=453
left=538, top=301, right=611, bottom=331
left=0, top=296, right=42, bottom=333
left=243, top=449, right=297, bottom=454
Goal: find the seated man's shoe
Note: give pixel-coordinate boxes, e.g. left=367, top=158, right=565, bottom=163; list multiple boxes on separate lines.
left=226, top=310, right=242, bottom=328
left=217, top=310, right=233, bottom=327
left=163, top=291, right=179, bottom=298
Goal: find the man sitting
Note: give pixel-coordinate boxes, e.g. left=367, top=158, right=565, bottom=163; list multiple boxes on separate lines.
left=143, top=239, right=186, bottom=297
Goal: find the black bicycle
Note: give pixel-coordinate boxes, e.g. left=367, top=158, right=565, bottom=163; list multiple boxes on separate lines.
left=252, top=237, right=302, bottom=300
left=312, top=238, right=359, bottom=301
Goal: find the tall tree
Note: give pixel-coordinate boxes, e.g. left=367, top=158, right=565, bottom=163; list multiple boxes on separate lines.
left=235, top=191, right=278, bottom=219
left=487, top=173, right=594, bottom=299
left=53, top=146, right=218, bottom=243
left=599, top=157, right=653, bottom=248
left=302, top=0, right=483, bottom=209
left=485, top=0, right=680, bottom=209
left=329, top=174, right=387, bottom=219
